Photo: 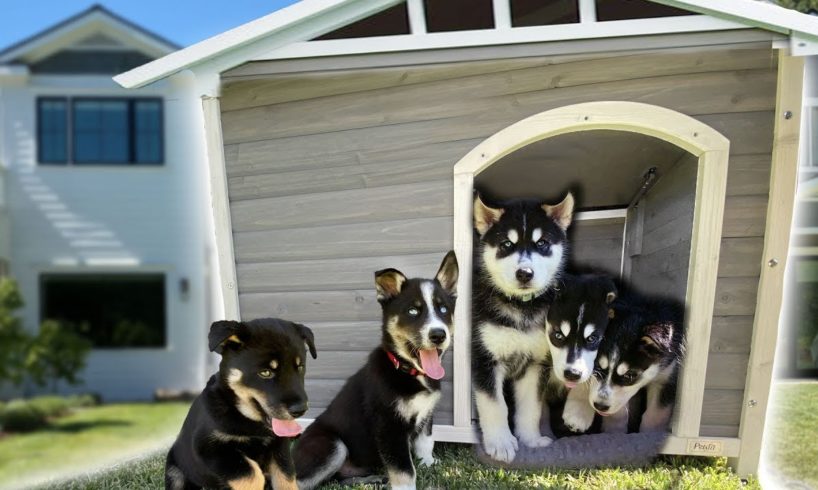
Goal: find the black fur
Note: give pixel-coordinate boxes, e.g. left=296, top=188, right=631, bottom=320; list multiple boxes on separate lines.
left=593, top=287, right=686, bottom=431
left=293, top=252, right=458, bottom=489
left=165, top=318, right=316, bottom=490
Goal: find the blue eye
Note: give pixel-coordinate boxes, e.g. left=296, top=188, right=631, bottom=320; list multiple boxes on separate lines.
left=439, top=305, right=448, bottom=314
left=536, top=239, right=549, bottom=249
left=500, top=240, right=514, bottom=251
left=408, top=307, right=419, bottom=316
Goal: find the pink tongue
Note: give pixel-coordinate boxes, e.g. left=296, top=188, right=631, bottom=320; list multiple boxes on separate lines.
left=271, top=418, right=302, bottom=437
left=419, top=349, right=445, bottom=380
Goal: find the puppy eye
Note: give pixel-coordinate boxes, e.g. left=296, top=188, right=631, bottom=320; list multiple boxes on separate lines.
left=536, top=239, right=550, bottom=249
left=500, top=240, right=514, bottom=251
left=553, top=332, right=564, bottom=341
left=407, top=307, right=420, bottom=316
left=622, top=371, right=637, bottom=382
left=438, top=305, right=448, bottom=314
left=258, top=369, right=274, bottom=379
left=586, top=334, right=598, bottom=344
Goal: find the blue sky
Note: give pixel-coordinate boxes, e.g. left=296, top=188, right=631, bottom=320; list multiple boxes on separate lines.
left=1, top=1, right=300, bottom=50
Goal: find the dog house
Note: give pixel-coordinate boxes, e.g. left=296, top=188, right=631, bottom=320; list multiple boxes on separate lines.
left=116, top=0, right=818, bottom=476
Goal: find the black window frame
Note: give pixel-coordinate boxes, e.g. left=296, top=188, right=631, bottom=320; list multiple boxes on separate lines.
left=39, top=272, right=169, bottom=350
left=36, top=96, right=164, bottom=166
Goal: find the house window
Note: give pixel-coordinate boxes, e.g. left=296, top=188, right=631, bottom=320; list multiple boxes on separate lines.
left=37, top=98, right=69, bottom=163
left=314, top=2, right=410, bottom=40
left=595, top=0, right=693, bottom=21
left=40, top=273, right=167, bottom=348
left=510, top=0, right=579, bottom=27
left=37, top=97, right=163, bottom=165
left=424, top=0, right=495, bottom=32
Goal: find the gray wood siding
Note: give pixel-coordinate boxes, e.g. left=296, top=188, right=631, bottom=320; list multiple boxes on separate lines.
left=221, top=44, right=776, bottom=434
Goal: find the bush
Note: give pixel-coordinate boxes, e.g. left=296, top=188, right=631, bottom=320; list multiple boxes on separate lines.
left=0, top=399, right=48, bottom=432
left=26, top=396, right=72, bottom=418
left=26, top=320, right=92, bottom=391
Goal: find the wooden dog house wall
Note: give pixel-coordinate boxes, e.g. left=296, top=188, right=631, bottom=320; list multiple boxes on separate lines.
left=217, top=39, right=801, bottom=474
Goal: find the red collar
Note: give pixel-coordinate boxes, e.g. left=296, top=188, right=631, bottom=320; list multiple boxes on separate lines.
left=385, top=350, right=422, bottom=377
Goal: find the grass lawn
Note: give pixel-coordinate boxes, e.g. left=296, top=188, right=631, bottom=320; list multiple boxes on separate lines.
left=0, top=401, right=189, bottom=490
left=763, top=380, right=818, bottom=488
left=44, top=443, right=755, bottom=489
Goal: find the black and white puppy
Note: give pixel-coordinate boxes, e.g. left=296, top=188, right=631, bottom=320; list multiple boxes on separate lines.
left=586, top=289, right=685, bottom=433
left=544, top=274, right=618, bottom=435
left=471, top=193, right=573, bottom=463
left=294, top=252, right=458, bottom=490
left=165, top=318, right=316, bottom=490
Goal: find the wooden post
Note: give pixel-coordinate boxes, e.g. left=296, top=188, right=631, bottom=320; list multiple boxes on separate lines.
left=729, top=51, right=804, bottom=476
left=452, top=171, right=474, bottom=429
left=201, top=95, right=241, bottom=321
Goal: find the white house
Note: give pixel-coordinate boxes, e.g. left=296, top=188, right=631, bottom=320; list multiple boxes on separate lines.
left=0, top=6, right=217, bottom=400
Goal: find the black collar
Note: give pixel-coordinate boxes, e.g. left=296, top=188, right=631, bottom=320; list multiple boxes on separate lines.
left=384, top=349, right=422, bottom=377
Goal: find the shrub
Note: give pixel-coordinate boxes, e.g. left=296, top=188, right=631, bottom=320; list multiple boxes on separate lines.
left=0, top=399, right=48, bottom=432
left=0, top=278, right=28, bottom=388
left=26, top=320, right=92, bottom=391
left=27, top=396, right=72, bottom=418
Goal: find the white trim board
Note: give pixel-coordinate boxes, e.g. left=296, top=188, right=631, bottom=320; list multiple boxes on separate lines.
left=115, top=0, right=818, bottom=89
left=254, top=16, right=749, bottom=60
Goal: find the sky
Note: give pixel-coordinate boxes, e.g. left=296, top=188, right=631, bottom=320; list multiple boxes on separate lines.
left=0, top=0, right=300, bottom=50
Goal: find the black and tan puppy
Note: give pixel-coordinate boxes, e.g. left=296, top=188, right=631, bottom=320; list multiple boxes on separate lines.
left=294, top=251, right=458, bottom=490
left=165, top=318, right=317, bottom=490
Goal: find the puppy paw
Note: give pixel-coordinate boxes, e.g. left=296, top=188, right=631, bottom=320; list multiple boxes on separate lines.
left=418, top=455, right=437, bottom=467
left=483, top=429, right=519, bottom=463
left=562, top=403, right=595, bottom=433
left=517, top=432, right=553, bottom=448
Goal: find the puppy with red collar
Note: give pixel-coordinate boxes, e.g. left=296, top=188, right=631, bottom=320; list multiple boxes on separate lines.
left=294, top=252, right=458, bottom=490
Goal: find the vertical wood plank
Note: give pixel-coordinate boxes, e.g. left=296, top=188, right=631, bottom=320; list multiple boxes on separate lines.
left=202, top=96, right=241, bottom=320
left=453, top=171, right=474, bottom=428
left=730, top=52, right=804, bottom=477
left=407, top=0, right=427, bottom=34
left=492, top=0, right=512, bottom=28
left=672, top=147, right=730, bottom=438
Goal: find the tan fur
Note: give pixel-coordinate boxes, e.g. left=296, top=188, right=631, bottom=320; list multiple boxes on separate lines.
left=473, top=195, right=504, bottom=236
left=269, top=461, right=297, bottom=490
left=387, top=469, right=415, bottom=490
left=228, top=457, right=265, bottom=490
left=375, top=271, right=406, bottom=300
left=541, top=193, right=575, bottom=230
left=226, top=368, right=269, bottom=422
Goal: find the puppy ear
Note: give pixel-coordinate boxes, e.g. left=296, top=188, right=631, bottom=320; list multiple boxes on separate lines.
left=542, top=193, right=574, bottom=231
left=208, top=320, right=244, bottom=353
left=639, top=321, right=674, bottom=358
left=294, top=323, right=317, bottom=359
left=473, top=195, right=504, bottom=237
left=374, top=268, right=407, bottom=302
left=435, top=250, right=459, bottom=298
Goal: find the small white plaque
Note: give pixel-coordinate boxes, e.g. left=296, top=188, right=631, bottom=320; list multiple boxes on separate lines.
left=687, top=439, right=724, bottom=455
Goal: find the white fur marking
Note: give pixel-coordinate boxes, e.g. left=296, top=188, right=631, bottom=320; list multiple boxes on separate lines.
left=616, top=363, right=629, bottom=376
left=507, top=229, right=519, bottom=244
left=481, top=242, right=564, bottom=299
left=532, top=228, right=542, bottom=242
left=598, top=355, right=609, bottom=370
left=395, top=391, right=441, bottom=425
left=480, top=322, right=549, bottom=361
left=513, top=364, right=552, bottom=448
left=583, top=324, right=595, bottom=339
left=562, top=382, right=595, bottom=432
left=577, top=304, right=585, bottom=326
left=475, top=367, right=518, bottom=463
left=414, top=431, right=436, bottom=466
left=560, top=321, right=570, bottom=337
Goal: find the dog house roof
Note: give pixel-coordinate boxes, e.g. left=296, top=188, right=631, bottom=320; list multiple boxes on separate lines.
left=115, top=0, right=818, bottom=89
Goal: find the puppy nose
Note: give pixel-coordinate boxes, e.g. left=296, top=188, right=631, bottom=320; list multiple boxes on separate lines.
left=563, top=368, right=582, bottom=382
left=516, top=268, right=534, bottom=283
left=287, top=401, right=308, bottom=418
left=429, top=328, right=447, bottom=345
left=593, top=402, right=610, bottom=412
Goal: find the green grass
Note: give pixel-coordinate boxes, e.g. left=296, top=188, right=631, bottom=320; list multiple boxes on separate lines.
left=0, top=402, right=189, bottom=490
left=764, top=381, right=818, bottom=488
left=41, top=443, right=755, bottom=490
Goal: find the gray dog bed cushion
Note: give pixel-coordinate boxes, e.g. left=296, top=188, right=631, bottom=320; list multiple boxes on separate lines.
left=476, top=431, right=669, bottom=470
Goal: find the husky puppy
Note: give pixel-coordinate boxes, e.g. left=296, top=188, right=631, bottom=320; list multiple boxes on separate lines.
left=471, top=193, right=574, bottom=462
left=294, top=252, right=458, bottom=490
left=586, top=290, right=685, bottom=433
left=165, top=318, right=317, bottom=490
left=543, top=274, right=617, bottom=434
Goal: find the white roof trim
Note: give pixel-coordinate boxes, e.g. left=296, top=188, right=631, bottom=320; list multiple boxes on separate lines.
left=115, top=0, right=818, bottom=89
left=114, top=0, right=402, bottom=88
left=0, top=7, right=177, bottom=64
left=255, top=15, right=748, bottom=61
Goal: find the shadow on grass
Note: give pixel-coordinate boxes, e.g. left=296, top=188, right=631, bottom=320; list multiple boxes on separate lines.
left=45, top=420, right=133, bottom=433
